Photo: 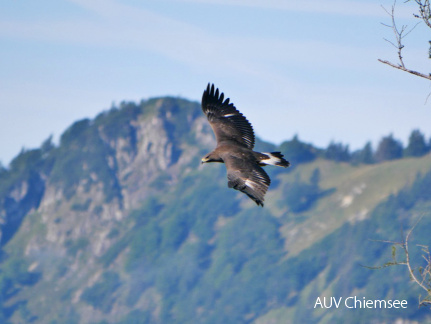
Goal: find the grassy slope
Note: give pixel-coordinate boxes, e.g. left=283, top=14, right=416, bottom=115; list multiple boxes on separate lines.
left=275, top=155, right=431, bottom=258
left=256, top=154, right=431, bottom=324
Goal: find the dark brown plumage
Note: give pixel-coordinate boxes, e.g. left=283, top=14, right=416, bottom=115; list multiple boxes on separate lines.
left=201, top=83, right=290, bottom=206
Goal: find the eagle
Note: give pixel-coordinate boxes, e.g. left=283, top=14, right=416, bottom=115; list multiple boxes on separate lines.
left=201, top=83, right=290, bottom=207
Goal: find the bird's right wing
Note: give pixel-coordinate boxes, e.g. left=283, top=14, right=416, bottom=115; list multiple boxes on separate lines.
left=224, top=155, right=270, bottom=206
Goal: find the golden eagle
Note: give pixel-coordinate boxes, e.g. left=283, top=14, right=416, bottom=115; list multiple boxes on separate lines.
left=201, top=83, right=290, bottom=206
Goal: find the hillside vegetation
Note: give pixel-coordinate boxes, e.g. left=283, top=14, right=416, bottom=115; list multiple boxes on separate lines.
left=0, top=97, right=430, bottom=323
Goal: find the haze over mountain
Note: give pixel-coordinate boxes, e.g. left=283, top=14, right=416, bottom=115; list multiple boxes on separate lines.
left=0, top=96, right=430, bottom=323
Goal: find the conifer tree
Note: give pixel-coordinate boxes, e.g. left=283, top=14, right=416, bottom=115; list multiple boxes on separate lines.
left=278, top=135, right=317, bottom=165
left=324, top=142, right=350, bottom=162
left=375, top=134, right=403, bottom=162
left=404, top=129, right=429, bottom=157
left=352, top=141, right=374, bottom=164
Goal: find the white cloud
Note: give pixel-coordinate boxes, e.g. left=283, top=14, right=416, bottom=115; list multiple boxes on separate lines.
left=0, top=1, right=385, bottom=86
left=171, top=0, right=415, bottom=18
left=1, top=0, right=425, bottom=97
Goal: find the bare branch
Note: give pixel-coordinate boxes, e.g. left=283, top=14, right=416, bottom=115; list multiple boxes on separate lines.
left=403, top=217, right=430, bottom=298
left=381, top=0, right=421, bottom=67
left=408, top=0, right=431, bottom=28
left=378, top=59, right=431, bottom=80
left=379, top=0, right=431, bottom=83
left=368, top=215, right=431, bottom=307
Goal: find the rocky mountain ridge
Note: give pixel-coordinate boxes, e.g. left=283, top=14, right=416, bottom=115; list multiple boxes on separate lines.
left=0, top=96, right=430, bottom=323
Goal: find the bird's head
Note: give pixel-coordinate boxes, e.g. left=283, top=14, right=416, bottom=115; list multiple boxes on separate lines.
left=201, top=154, right=212, bottom=164
left=201, top=152, right=222, bottom=164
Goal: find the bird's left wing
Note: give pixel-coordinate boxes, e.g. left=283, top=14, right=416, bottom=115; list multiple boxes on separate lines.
left=201, top=83, right=255, bottom=149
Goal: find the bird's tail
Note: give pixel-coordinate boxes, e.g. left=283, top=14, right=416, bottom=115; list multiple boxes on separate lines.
left=259, top=152, right=290, bottom=168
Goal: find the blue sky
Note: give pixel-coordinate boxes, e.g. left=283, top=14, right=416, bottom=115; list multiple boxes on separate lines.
left=1, top=0, right=430, bottom=166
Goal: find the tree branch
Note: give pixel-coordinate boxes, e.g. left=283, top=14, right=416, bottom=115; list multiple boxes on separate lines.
left=378, top=59, right=431, bottom=80
left=379, top=0, right=431, bottom=82
left=403, top=218, right=430, bottom=297
left=368, top=215, right=431, bottom=307
left=409, top=0, right=431, bottom=29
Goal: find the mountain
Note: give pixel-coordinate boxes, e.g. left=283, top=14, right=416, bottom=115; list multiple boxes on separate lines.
left=0, top=96, right=430, bottom=324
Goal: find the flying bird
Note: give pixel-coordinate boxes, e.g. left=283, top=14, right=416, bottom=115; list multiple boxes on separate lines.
left=201, top=83, right=290, bottom=207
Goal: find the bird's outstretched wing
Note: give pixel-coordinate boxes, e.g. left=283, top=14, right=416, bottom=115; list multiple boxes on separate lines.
left=224, top=155, right=270, bottom=206
left=201, top=83, right=255, bottom=149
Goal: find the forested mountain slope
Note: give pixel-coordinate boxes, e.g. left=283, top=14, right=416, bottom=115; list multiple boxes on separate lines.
left=0, top=97, right=430, bottom=323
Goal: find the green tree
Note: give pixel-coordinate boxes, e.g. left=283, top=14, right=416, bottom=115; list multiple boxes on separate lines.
left=324, top=142, right=350, bottom=162
left=374, top=134, right=403, bottom=162
left=284, top=176, right=320, bottom=213
left=278, top=135, right=317, bottom=165
left=309, top=168, right=321, bottom=189
left=352, top=141, right=374, bottom=164
left=41, top=135, right=55, bottom=154
left=81, top=272, right=121, bottom=313
left=404, top=129, right=429, bottom=157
